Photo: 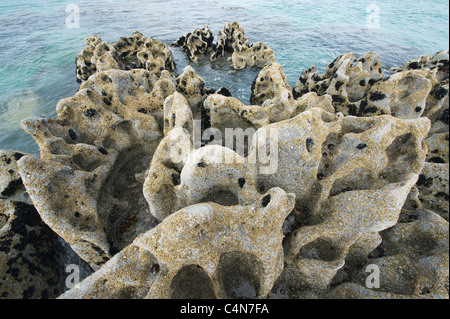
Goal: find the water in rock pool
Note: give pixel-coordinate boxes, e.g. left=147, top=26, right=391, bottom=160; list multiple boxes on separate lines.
left=0, top=0, right=449, bottom=155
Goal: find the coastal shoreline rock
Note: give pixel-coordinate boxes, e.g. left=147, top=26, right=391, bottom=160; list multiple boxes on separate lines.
left=76, top=31, right=176, bottom=83
left=173, top=21, right=275, bottom=70
left=0, top=23, right=448, bottom=299
left=1, top=150, right=93, bottom=298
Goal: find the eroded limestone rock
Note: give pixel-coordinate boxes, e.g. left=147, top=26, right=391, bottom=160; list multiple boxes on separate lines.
left=210, top=21, right=248, bottom=62
left=175, top=21, right=274, bottom=70
left=254, top=108, right=431, bottom=289
left=416, top=163, right=449, bottom=221
left=331, top=208, right=449, bottom=299
left=292, top=51, right=448, bottom=121
left=175, top=65, right=205, bottom=116
left=0, top=198, right=65, bottom=299
left=216, top=22, right=275, bottom=70
left=231, top=42, right=275, bottom=70
left=143, top=101, right=431, bottom=295
left=250, top=63, right=295, bottom=120
left=391, top=49, right=449, bottom=82
left=425, top=132, right=448, bottom=164
left=5, top=26, right=448, bottom=300
left=172, top=25, right=214, bottom=63
left=17, top=69, right=173, bottom=269
left=203, top=94, right=270, bottom=133
left=292, top=51, right=448, bottom=229
left=59, top=187, right=295, bottom=299
left=144, top=130, right=261, bottom=221
left=1, top=150, right=28, bottom=203
left=293, top=52, right=384, bottom=113
left=0, top=150, right=93, bottom=299
left=359, top=70, right=433, bottom=118
left=76, top=31, right=175, bottom=82
left=201, top=62, right=334, bottom=139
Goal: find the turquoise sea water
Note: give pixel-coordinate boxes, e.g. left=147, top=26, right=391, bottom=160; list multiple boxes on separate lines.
left=0, top=0, right=449, bottom=155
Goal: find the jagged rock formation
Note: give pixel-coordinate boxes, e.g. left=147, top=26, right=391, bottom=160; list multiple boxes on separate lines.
left=0, top=22, right=448, bottom=300
left=175, top=65, right=206, bottom=117
left=1, top=150, right=92, bottom=298
left=171, top=25, right=214, bottom=63
left=59, top=187, right=295, bottom=299
left=201, top=62, right=334, bottom=140
left=292, top=50, right=448, bottom=119
left=210, top=21, right=249, bottom=62
left=17, top=69, right=176, bottom=270
left=254, top=108, right=432, bottom=292
left=331, top=208, right=448, bottom=299
left=76, top=31, right=176, bottom=82
left=143, top=83, right=433, bottom=293
left=292, top=50, right=449, bottom=224
left=173, top=21, right=275, bottom=70
left=391, top=50, right=449, bottom=82
left=293, top=52, right=384, bottom=110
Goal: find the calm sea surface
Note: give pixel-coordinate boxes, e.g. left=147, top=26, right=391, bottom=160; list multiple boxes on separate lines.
left=0, top=0, right=449, bottom=155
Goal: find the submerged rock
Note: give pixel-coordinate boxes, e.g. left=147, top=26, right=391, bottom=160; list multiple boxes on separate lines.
left=0, top=90, right=39, bottom=134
